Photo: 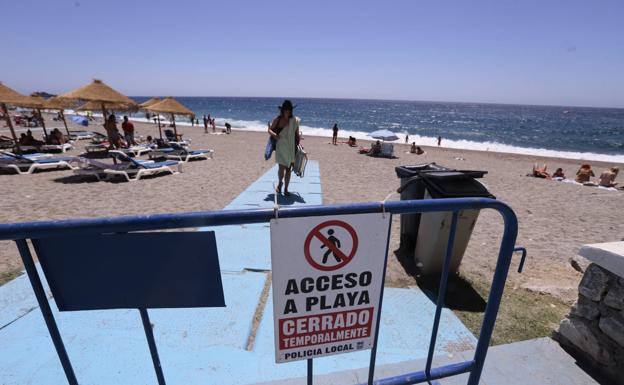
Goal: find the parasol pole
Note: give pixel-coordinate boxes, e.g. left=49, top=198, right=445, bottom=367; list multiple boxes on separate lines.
left=60, top=110, right=70, bottom=137
left=101, top=103, right=107, bottom=128
left=36, top=108, right=48, bottom=141
left=1, top=102, right=21, bottom=153
left=171, top=113, right=178, bottom=139
left=156, top=114, right=162, bottom=139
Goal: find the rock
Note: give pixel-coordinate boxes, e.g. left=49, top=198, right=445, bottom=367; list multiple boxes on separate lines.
left=570, top=295, right=600, bottom=320
left=604, top=279, right=624, bottom=310
left=569, top=255, right=590, bottom=273
left=579, top=264, right=612, bottom=301
left=558, top=317, right=612, bottom=363
left=599, top=315, right=624, bottom=347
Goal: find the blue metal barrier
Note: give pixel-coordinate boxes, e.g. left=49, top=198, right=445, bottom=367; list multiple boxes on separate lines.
left=0, top=197, right=520, bottom=385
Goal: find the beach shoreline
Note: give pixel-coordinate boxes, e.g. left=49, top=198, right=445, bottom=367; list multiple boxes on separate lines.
left=1, top=115, right=623, bottom=305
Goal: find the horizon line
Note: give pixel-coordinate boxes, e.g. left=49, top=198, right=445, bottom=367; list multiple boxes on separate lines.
left=125, top=95, right=624, bottom=111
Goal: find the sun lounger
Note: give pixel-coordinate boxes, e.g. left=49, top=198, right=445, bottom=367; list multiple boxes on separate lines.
left=20, top=142, right=74, bottom=153
left=109, top=145, right=152, bottom=158
left=80, top=152, right=180, bottom=182
left=68, top=130, right=96, bottom=140
left=0, top=151, right=77, bottom=175
left=149, top=142, right=213, bottom=162
left=84, top=142, right=110, bottom=153
left=0, top=135, right=14, bottom=149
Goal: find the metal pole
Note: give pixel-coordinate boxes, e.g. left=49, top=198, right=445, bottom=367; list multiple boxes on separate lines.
left=2, top=102, right=21, bottom=153
left=37, top=108, right=48, bottom=140
left=307, top=358, right=313, bottom=385
left=367, top=212, right=393, bottom=384
left=157, top=114, right=162, bottom=139
left=139, top=308, right=167, bottom=385
left=425, top=211, right=459, bottom=378
left=466, top=206, right=518, bottom=385
left=172, top=114, right=178, bottom=139
left=15, top=239, right=78, bottom=385
left=60, top=110, right=70, bottom=137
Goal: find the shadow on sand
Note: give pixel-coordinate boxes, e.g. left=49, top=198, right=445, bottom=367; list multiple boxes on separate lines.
left=263, top=193, right=306, bottom=205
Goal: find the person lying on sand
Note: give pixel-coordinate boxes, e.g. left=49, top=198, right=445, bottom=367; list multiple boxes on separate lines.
left=599, top=167, right=619, bottom=187
left=532, top=164, right=550, bottom=179
left=552, top=168, right=565, bottom=179
left=575, top=164, right=594, bottom=183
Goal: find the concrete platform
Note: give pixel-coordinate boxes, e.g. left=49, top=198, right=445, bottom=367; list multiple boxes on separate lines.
left=256, top=338, right=599, bottom=385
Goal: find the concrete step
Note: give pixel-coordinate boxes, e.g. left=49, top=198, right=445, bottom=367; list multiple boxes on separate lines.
left=255, top=337, right=599, bottom=385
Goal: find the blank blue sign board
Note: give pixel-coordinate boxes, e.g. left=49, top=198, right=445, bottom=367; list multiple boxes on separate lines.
left=32, top=232, right=225, bottom=311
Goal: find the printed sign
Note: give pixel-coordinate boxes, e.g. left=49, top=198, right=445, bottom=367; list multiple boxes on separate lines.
left=270, top=213, right=391, bottom=363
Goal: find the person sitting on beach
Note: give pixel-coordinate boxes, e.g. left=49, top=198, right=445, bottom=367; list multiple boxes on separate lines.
left=18, top=133, right=29, bottom=145
left=532, top=164, right=550, bottom=179
left=575, top=164, right=594, bottom=183
left=347, top=136, right=357, bottom=147
left=22, top=130, right=43, bottom=146
left=599, top=167, right=619, bottom=187
left=371, top=140, right=382, bottom=155
left=552, top=168, right=565, bottom=179
left=47, top=128, right=66, bottom=145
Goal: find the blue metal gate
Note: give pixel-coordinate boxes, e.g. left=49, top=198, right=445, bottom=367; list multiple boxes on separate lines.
left=0, top=197, right=524, bottom=385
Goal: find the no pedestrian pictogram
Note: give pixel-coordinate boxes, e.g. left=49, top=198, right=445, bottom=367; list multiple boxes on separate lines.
left=303, top=220, right=358, bottom=271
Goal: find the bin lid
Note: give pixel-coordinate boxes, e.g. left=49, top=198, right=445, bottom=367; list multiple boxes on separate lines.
left=421, top=173, right=495, bottom=199
left=395, top=163, right=450, bottom=178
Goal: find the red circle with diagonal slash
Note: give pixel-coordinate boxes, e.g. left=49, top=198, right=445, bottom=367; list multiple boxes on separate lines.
left=304, top=220, right=358, bottom=271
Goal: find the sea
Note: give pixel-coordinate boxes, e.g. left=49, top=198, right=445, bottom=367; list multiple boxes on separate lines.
left=132, top=97, right=624, bottom=163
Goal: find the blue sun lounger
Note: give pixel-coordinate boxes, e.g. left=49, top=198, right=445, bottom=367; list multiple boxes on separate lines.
left=149, top=142, right=213, bottom=162
left=0, top=151, right=77, bottom=175
left=92, top=152, right=181, bottom=182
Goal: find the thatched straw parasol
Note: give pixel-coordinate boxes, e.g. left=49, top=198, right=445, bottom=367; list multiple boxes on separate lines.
left=139, top=97, right=161, bottom=109
left=57, top=79, right=137, bottom=130
left=42, top=96, right=77, bottom=136
left=145, top=97, right=194, bottom=140
left=0, top=82, right=44, bottom=152
left=76, top=100, right=136, bottom=113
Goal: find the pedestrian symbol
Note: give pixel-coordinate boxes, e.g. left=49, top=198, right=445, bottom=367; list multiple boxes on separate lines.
left=321, top=229, right=342, bottom=264
left=304, top=220, right=358, bottom=271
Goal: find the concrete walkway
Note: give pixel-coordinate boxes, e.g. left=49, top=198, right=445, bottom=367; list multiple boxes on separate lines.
left=0, top=161, right=477, bottom=385
left=256, top=338, right=599, bottom=385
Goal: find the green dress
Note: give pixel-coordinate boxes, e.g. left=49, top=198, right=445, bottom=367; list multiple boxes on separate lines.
left=275, top=117, right=299, bottom=167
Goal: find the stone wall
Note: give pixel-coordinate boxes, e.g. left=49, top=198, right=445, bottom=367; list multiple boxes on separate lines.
left=555, top=263, right=624, bottom=383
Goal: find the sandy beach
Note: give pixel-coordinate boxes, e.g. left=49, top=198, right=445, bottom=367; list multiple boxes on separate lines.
left=2, top=115, right=623, bottom=307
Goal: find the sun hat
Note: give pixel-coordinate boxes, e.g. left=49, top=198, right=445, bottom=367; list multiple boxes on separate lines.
left=278, top=99, right=296, bottom=111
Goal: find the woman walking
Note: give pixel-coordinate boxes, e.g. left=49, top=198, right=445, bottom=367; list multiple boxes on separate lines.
left=268, top=100, right=299, bottom=196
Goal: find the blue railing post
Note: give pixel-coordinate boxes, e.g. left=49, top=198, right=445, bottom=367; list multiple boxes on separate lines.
left=15, top=239, right=79, bottom=385
left=424, top=211, right=459, bottom=378
left=367, top=212, right=393, bottom=384
left=466, top=204, right=518, bottom=385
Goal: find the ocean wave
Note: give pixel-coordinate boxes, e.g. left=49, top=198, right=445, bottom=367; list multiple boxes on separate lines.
left=127, top=115, right=624, bottom=163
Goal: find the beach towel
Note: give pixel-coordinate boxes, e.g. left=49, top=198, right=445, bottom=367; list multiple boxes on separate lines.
left=264, top=137, right=276, bottom=160
left=70, top=116, right=88, bottom=126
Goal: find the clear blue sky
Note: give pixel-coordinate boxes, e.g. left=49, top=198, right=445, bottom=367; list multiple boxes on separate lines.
left=2, top=0, right=623, bottom=108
